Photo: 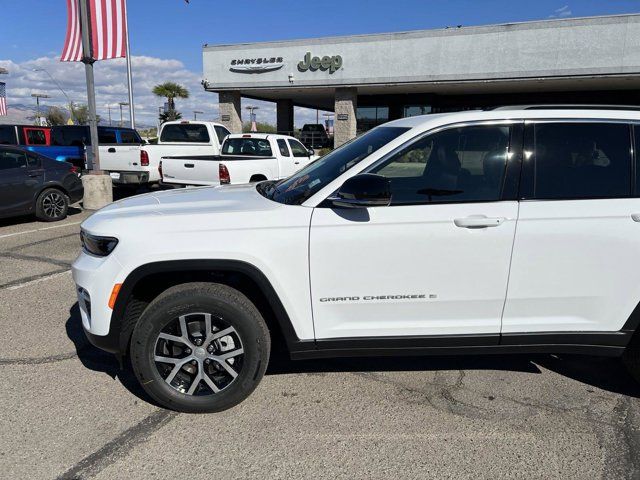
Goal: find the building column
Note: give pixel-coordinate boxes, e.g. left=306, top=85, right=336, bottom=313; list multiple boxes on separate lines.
left=218, top=91, right=242, bottom=133
left=276, top=99, right=294, bottom=134
left=334, top=87, right=357, bottom=148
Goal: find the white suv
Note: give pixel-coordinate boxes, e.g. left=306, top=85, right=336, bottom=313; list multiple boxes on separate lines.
left=73, top=107, right=640, bottom=413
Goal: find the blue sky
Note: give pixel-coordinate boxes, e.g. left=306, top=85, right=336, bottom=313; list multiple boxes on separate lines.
left=1, top=0, right=640, bottom=126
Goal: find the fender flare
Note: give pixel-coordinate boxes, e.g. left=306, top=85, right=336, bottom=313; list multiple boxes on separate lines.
left=106, top=259, right=312, bottom=356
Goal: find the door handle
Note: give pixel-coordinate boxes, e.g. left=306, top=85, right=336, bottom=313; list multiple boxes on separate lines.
left=184, top=163, right=195, bottom=168
left=294, top=161, right=300, bottom=165
left=108, top=147, right=116, bottom=153
left=631, top=214, right=640, bottom=222
left=454, top=216, right=506, bottom=229
left=27, top=171, right=43, bottom=177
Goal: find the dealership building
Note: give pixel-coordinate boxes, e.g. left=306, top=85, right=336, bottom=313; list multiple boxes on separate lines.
left=202, top=14, right=640, bottom=146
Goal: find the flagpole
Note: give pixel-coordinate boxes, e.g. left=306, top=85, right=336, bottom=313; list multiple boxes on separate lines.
left=78, top=0, right=100, bottom=172
left=124, top=0, right=135, bottom=129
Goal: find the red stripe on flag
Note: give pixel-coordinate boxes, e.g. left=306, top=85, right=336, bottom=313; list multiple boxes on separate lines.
left=90, top=0, right=99, bottom=60
left=111, top=0, right=118, bottom=60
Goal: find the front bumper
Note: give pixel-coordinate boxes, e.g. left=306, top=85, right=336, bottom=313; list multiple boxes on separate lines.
left=72, top=249, right=125, bottom=353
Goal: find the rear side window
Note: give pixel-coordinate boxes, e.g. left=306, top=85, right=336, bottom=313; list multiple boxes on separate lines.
left=214, top=126, right=230, bottom=144
left=277, top=139, right=290, bottom=156
left=119, top=130, right=141, bottom=144
left=0, top=149, right=27, bottom=170
left=98, top=129, right=117, bottom=144
left=52, top=126, right=89, bottom=146
left=0, top=126, right=16, bottom=145
left=26, top=129, right=47, bottom=145
left=160, top=124, right=210, bottom=143
left=222, top=138, right=272, bottom=156
left=526, top=123, right=631, bottom=200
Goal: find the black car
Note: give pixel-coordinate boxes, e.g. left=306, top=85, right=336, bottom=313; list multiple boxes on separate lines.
left=299, top=123, right=330, bottom=148
left=0, top=146, right=83, bottom=222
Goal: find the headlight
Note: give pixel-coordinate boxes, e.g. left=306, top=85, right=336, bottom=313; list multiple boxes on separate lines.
left=80, top=230, right=119, bottom=257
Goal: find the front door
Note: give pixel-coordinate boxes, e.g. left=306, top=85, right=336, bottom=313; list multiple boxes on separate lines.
left=286, top=139, right=312, bottom=177
left=310, top=123, right=522, bottom=339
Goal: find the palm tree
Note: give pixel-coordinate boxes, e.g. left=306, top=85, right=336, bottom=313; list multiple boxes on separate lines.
left=152, top=82, right=189, bottom=120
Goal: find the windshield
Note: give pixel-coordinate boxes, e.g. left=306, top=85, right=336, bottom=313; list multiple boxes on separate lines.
left=222, top=137, right=273, bottom=156
left=257, top=126, right=410, bottom=205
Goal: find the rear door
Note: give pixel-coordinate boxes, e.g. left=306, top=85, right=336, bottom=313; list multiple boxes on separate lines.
left=502, top=121, right=640, bottom=335
left=0, top=148, right=38, bottom=215
left=0, top=126, right=17, bottom=145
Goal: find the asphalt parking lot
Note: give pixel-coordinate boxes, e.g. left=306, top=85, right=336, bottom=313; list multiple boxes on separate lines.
left=1, top=195, right=640, bottom=480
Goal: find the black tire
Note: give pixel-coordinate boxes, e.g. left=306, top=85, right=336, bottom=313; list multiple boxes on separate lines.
left=623, top=332, right=640, bottom=383
left=130, top=282, right=270, bottom=413
left=35, top=188, right=69, bottom=222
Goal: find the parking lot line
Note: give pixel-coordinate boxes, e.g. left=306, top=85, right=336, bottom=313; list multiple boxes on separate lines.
left=5, top=270, right=71, bottom=291
left=0, top=221, right=83, bottom=240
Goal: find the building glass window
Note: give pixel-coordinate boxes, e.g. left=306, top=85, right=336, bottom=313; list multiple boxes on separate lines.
left=357, top=106, right=389, bottom=133
left=403, top=105, right=432, bottom=117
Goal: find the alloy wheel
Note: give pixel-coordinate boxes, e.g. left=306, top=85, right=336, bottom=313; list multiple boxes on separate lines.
left=153, top=312, right=244, bottom=396
left=42, top=191, right=66, bottom=218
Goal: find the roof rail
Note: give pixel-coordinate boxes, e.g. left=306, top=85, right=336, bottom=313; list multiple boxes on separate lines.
left=490, top=104, right=640, bottom=111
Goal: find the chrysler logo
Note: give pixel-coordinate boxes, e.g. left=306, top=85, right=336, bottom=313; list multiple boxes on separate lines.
left=230, top=57, right=284, bottom=73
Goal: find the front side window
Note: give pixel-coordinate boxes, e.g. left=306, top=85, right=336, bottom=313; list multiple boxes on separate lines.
left=258, top=126, right=410, bottom=205
left=277, top=139, right=290, bottom=156
left=288, top=139, right=308, bottom=158
left=222, top=138, right=272, bottom=156
left=26, top=129, right=47, bottom=145
left=526, top=123, right=631, bottom=200
left=160, top=124, right=210, bottom=143
left=0, top=149, right=27, bottom=170
left=370, top=125, right=510, bottom=204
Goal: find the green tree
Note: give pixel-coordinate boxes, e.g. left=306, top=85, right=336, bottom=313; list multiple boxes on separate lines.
left=46, top=106, right=68, bottom=126
left=72, top=104, right=101, bottom=125
left=242, top=121, right=277, bottom=133
left=153, top=82, right=189, bottom=123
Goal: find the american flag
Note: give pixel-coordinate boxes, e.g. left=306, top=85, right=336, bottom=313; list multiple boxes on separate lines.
left=0, top=83, right=6, bottom=116
left=61, top=0, right=128, bottom=62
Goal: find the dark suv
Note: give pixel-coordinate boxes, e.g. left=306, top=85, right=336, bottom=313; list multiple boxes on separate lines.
left=0, top=146, right=83, bottom=222
left=299, top=124, right=330, bottom=148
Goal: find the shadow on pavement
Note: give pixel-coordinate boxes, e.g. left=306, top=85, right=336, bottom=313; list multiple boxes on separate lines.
left=66, top=302, right=640, bottom=402
left=0, top=205, right=84, bottom=228
left=65, top=303, right=160, bottom=406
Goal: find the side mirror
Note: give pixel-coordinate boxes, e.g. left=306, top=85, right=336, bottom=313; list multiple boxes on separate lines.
left=307, top=148, right=315, bottom=157
left=330, top=173, right=391, bottom=208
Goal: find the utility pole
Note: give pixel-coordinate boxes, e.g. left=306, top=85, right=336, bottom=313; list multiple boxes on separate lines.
left=118, top=102, right=129, bottom=127
left=31, top=93, right=51, bottom=126
left=193, top=110, right=203, bottom=120
left=108, top=104, right=112, bottom=126
left=78, top=0, right=100, bottom=171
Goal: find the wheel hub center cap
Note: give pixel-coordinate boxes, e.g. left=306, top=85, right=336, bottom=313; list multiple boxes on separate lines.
left=194, top=347, right=207, bottom=359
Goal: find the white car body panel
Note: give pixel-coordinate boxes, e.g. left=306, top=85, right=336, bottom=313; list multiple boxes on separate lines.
left=502, top=198, right=640, bottom=333
left=310, top=202, right=518, bottom=338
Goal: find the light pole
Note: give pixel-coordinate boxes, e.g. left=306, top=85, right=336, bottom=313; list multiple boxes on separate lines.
left=118, top=102, right=129, bottom=127
left=31, top=93, right=51, bottom=126
left=245, top=105, right=259, bottom=132
left=193, top=110, right=203, bottom=120
left=33, top=68, right=74, bottom=123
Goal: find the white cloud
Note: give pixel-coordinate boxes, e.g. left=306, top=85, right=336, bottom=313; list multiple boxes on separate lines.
left=0, top=55, right=330, bottom=129
left=549, top=5, right=572, bottom=18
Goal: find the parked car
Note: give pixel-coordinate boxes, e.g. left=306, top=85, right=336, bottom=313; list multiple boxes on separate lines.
left=299, top=123, right=330, bottom=148
left=160, top=133, right=318, bottom=186
left=0, top=124, right=146, bottom=185
left=142, top=121, right=231, bottom=184
left=0, top=146, right=83, bottom=221
left=73, top=106, right=640, bottom=413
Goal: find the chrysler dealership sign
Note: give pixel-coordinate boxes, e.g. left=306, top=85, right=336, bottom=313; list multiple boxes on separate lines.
left=229, top=56, right=285, bottom=73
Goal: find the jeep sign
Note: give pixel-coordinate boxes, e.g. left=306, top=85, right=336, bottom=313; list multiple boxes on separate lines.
left=297, top=52, right=343, bottom=73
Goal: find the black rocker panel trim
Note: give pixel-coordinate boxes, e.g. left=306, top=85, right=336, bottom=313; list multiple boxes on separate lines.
left=108, top=259, right=313, bottom=356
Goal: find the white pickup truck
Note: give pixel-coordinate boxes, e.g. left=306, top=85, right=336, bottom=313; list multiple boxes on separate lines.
left=141, top=120, right=232, bottom=184
left=160, top=133, right=318, bottom=186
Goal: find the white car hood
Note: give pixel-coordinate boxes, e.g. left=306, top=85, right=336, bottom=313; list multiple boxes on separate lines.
left=82, top=184, right=279, bottom=230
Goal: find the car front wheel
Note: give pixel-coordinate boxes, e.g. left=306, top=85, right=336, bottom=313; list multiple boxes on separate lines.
left=130, top=282, right=270, bottom=413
